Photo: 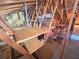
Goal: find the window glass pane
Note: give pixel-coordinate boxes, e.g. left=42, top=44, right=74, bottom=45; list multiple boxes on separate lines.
left=5, top=11, right=25, bottom=28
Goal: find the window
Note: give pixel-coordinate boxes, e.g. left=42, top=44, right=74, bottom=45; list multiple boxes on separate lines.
left=5, top=11, right=25, bottom=28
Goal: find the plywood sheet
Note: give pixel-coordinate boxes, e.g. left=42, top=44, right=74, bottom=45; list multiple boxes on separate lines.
left=15, top=27, right=47, bottom=42
left=23, top=38, right=44, bottom=54
left=15, top=27, right=46, bottom=54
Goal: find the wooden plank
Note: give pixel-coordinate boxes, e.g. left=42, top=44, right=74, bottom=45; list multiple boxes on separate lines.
left=0, top=4, right=23, bottom=11
left=0, top=30, right=29, bottom=55
left=16, top=27, right=48, bottom=43
left=23, top=38, right=44, bottom=54
left=0, top=0, right=35, bottom=6
left=0, top=17, right=14, bottom=35
left=0, top=8, right=22, bottom=15
left=46, top=0, right=59, bottom=43
left=60, top=0, right=79, bottom=59
left=14, top=27, right=48, bottom=54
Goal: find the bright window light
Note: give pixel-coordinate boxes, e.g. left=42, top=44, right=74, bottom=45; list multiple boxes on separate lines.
left=71, top=35, right=79, bottom=40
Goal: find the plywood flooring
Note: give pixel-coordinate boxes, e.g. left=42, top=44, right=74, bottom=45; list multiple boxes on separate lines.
left=15, top=27, right=47, bottom=42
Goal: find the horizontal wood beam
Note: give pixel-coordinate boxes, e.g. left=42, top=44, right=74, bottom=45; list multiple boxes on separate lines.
left=0, top=8, right=22, bottom=15
left=0, top=0, right=35, bottom=6
left=0, top=4, right=23, bottom=11
left=0, top=2, right=35, bottom=15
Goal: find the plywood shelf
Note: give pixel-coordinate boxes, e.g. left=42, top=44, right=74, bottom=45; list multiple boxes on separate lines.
left=15, top=27, right=48, bottom=43
left=14, top=27, right=48, bottom=54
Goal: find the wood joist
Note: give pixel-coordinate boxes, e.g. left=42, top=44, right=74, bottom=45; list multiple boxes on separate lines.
left=0, top=0, right=36, bottom=15
left=0, top=30, right=34, bottom=59
left=0, top=16, right=14, bottom=35
left=0, top=16, right=33, bottom=58
left=0, top=0, right=35, bottom=6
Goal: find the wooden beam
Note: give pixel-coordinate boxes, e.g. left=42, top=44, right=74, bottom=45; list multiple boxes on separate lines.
left=0, top=4, right=23, bottom=11
left=59, top=0, right=79, bottom=59
left=0, top=17, right=14, bottom=35
left=0, top=0, right=35, bottom=6
left=0, top=2, right=35, bottom=11
left=0, top=31, right=34, bottom=59
left=0, top=29, right=29, bottom=55
left=45, top=0, right=59, bottom=43
left=0, top=8, right=22, bottom=15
